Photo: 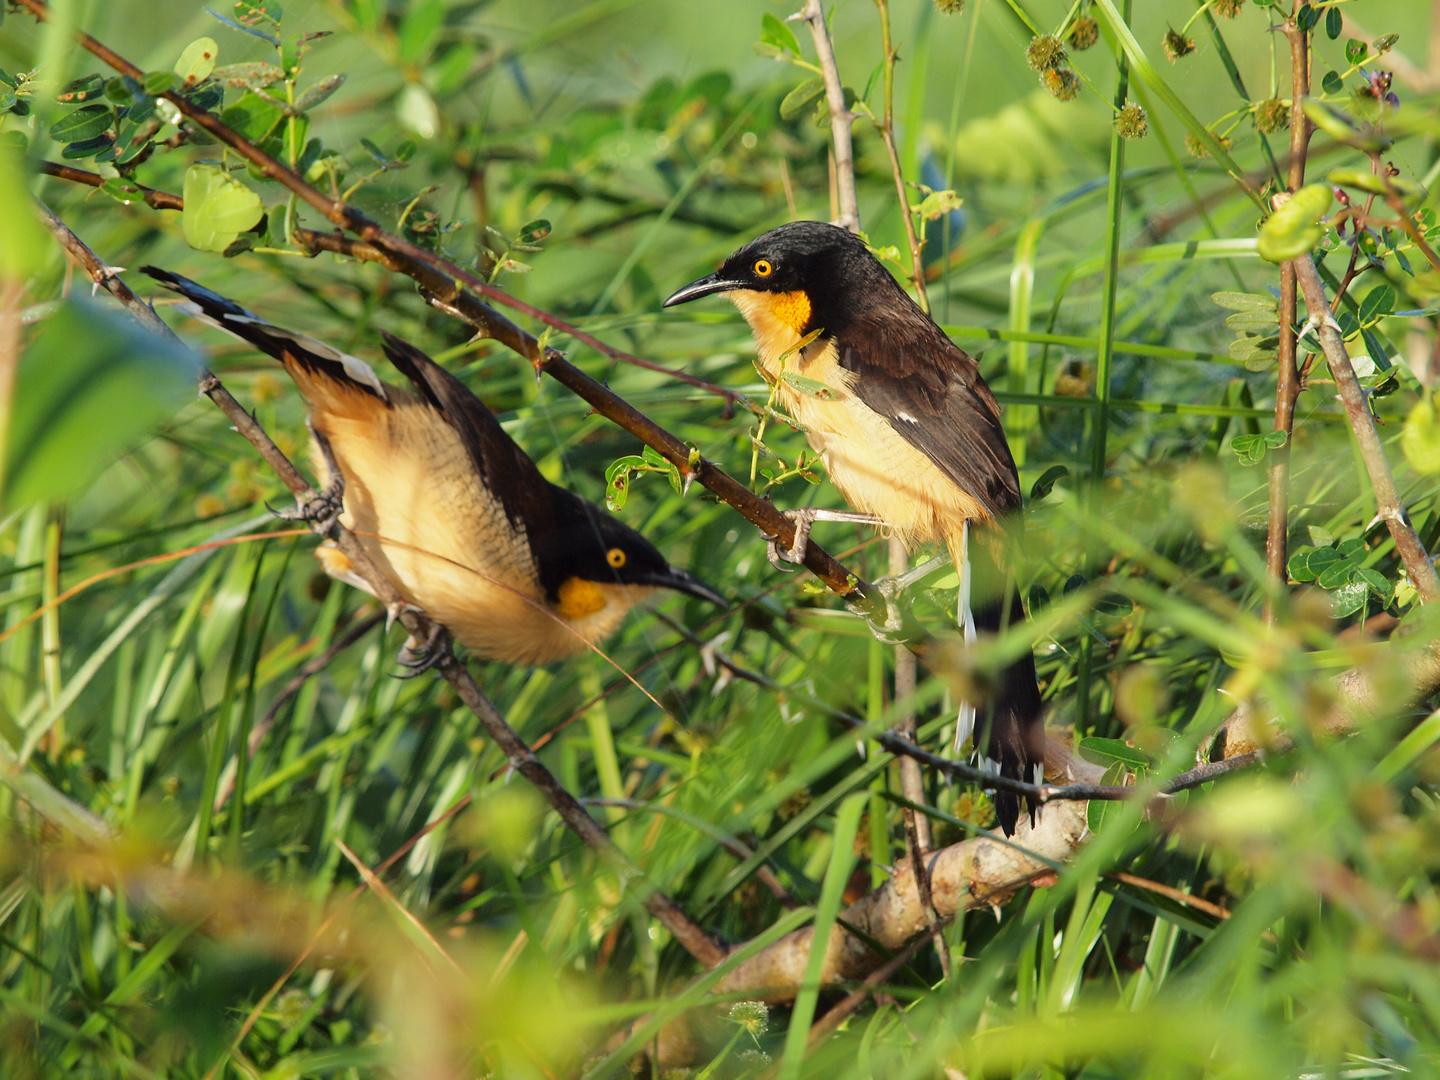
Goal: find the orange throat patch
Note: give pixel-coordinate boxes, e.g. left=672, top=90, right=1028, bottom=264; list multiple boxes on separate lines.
left=768, top=290, right=812, bottom=333
left=556, top=576, right=607, bottom=619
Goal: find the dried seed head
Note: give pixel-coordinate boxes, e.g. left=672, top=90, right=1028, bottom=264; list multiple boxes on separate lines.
left=1253, top=97, right=1291, bottom=134
left=933, top=0, right=965, bottom=13
left=1041, top=67, right=1082, bottom=102
left=1027, top=34, right=1068, bottom=72
left=1068, top=15, right=1099, bottom=50
left=1211, top=0, right=1244, bottom=17
left=1115, top=101, right=1149, bottom=140
left=1163, top=28, right=1196, bottom=62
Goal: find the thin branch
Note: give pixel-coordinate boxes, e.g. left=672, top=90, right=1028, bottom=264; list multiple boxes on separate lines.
left=35, top=161, right=741, bottom=405
left=1266, top=18, right=1313, bottom=624
left=798, top=0, right=860, bottom=232
left=872, top=0, right=929, bottom=312
left=36, top=205, right=729, bottom=970
left=1293, top=253, right=1440, bottom=603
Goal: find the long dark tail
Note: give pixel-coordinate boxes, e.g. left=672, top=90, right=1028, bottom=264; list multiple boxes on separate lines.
left=966, top=525, right=1045, bottom=837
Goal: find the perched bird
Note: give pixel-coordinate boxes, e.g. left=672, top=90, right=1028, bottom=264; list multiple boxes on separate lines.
left=663, top=222, right=1043, bottom=834
left=143, top=267, right=725, bottom=668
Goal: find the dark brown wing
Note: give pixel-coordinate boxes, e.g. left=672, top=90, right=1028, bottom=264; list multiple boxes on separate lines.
left=378, top=331, right=557, bottom=541
left=834, top=312, right=1021, bottom=521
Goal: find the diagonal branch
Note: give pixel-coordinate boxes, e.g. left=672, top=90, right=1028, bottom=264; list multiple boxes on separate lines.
left=18, top=1, right=893, bottom=626
left=797, top=0, right=860, bottom=232
left=1293, top=253, right=1440, bottom=603
left=37, top=202, right=729, bottom=970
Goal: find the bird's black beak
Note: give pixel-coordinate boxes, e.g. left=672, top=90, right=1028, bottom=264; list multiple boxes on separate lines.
left=663, top=271, right=745, bottom=308
left=636, top=567, right=728, bottom=607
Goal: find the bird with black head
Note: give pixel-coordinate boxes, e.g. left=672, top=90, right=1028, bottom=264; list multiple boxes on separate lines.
left=144, top=266, right=725, bottom=670
left=664, top=221, right=1043, bottom=835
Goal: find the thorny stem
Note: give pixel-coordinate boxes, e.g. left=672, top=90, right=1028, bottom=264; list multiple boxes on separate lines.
left=874, top=0, right=930, bottom=313
left=36, top=200, right=731, bottom=971
left=1293, top=253, right=1440, bottom=604
left=798, top=0, right=860, bottom=233
left=1266, top=17, right=1312, bottom=623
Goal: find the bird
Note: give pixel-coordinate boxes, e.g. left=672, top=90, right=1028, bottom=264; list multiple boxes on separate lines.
left=142, top=266, right=726, bottom=669
left=663, top=221, right=1043, bottom=834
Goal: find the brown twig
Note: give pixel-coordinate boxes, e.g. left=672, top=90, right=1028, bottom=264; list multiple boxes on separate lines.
left=797, top=0, right=859, bottom=232
left=1266, top=19, right=1313, bottom=624
left=1293, top=253, right=1440, bottom=604
left=35, top=200, right=729, bottom=970
left=806, top=928, right=937, bottom=1047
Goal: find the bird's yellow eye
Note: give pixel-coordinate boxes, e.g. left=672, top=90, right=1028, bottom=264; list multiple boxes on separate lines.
left=754, top=259, right=773, bottom=277
left=606, top=548, right=627, bottom=568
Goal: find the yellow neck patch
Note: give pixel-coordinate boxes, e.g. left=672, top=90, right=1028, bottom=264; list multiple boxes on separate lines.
left=556, top=576, right=607, bottom=619
left=769, top=290, right=812, bottom=333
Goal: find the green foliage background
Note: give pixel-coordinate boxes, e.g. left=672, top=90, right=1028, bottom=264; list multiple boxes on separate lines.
left=4, top=0, right=1440, bottom=1076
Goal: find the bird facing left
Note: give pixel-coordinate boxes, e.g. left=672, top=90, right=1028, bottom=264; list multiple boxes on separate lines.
left=142, top=266, right=726, bottom=668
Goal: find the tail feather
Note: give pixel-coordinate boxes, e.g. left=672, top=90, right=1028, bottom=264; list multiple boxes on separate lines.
left=953, top=521, right=1044, bottom=837
left=139, top=266, right=389, bottom=402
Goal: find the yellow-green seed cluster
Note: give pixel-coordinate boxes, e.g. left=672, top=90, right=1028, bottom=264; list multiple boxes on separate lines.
left=1068, top=15, right=1099, bottom=50
left=1164, top=28, right=1196, bottom=62
left=1115, top=102, right=1149, bottom=141
left=1254, top=98, right=1291, bottom=135
left=1026, top=34, right=1067, bottom=72
left=1042, top=67, right=1082, bottom=102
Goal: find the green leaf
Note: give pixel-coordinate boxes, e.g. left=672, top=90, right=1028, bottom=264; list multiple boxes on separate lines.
left=1225, top=311, right=1279, bottom=332
left=1086, top=762, right=1135, bottom=834
left=760, top=12, right=801, bottom=57
left=1403, top=397, right=1440, bottom=474
left=1296, top=4, right=1319, bottom=33
left=1027, top=583, right=1050, bottom=615
left=1359, top=284, right=1396, bottom=324
left=234, top=0, right=282, bottom=25
left=1079, top=737, right=1149, bottom=772
left=780, top=371, right=836, bottom=399
left=780, top=77, right=825, bottom=121
left=182, top=164, right=265, bottom=252
left=1329, top=580, right=1369, bottom=618
left=1345, top=39, right=1368, bottom=66
left=1212, top=291, right=1276, bottom=312
left=50, top=103, right=112, bottom=142
left=60, top=134, right=114, bottom=160
left=604, top=456, right=646, bottom=511
left=916, top=188, right=963, bottom=222
left=1288, top=548, right=1318, bottom=583
left=1321, top=70, right=1344, bottom=95
left=517, top=219, right=551, bottom=245
left=1095, top=593, right=1134, bottom=616
left=1305, top=547, right=1343, bottom=576
left=220, top=91, right=285, bottom=142
left=1244, top=350, right=1278, bottom=373
left=174, top=37, right=220, bottom=89
left=1230, top=433, right=1266, bottom=465
left=1353, top=566, right=1393, bottom=604
left=4, top=298, right=199, bottom=506
left=210, top=61, right=285, bottom=89
left=294, top=73, right=346, bottom=114
left=57, top=73, right=105, bottom=102
left=1257, top=183, right=1332, bottom=262
left=1029, top=464, right=1068, bottom=502
left=1325, top=7, right=1342, bottom=40
left=1316, top=560, right=1357, bottom=590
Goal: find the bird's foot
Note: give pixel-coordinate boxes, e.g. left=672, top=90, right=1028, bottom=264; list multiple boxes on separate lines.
left=274, top=421, right=346, bottom=533
left=763, top=508, right=885, bottom=571
left=394, top=621, right=451, bottom=679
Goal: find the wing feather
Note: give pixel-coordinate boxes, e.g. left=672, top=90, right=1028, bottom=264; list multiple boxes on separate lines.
left=833, top=311, right=1021, bottom=521
left=378, top=331, right=556, bottom=542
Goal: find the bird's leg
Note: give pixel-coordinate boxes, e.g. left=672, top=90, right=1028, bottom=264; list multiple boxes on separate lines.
left=764, top=507, right=886, bottom=571
left=394, top=620, right=452, bottom=679
left=274, top=418, right=346, bottom=533
left=954, top=518, right=979, bottom=753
